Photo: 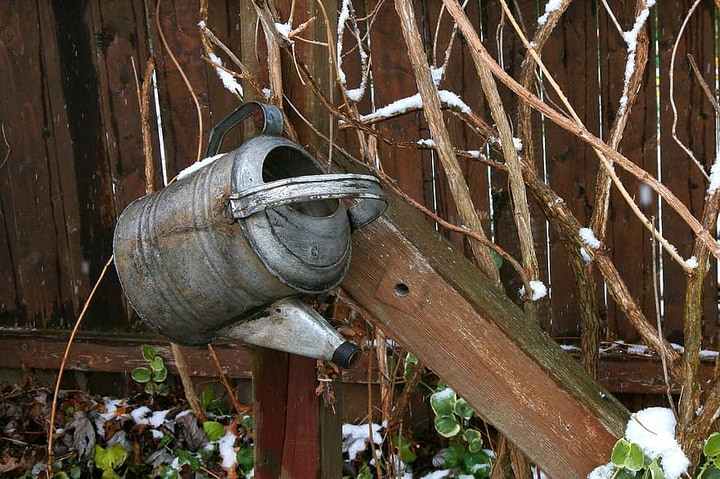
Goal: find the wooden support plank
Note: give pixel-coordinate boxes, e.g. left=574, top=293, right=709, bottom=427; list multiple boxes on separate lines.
left=252, top=348, right=342, bottom=479
left=0, top=330, right=713, bottom=395
left=340, top=168, right=631, bottom=477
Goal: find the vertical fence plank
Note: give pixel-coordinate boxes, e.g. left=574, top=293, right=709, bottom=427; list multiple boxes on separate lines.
left=656, top=1, right=718, bottom=346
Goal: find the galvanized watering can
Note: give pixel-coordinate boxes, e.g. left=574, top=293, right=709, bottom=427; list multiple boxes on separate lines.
left=113, top=102, right=386, bottom=368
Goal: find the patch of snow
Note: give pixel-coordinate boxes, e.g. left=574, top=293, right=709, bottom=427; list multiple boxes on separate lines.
left=342, top=422, right=384, bottom=461
left=176, top=153, right=225, bottom=181
left=685, top=256, right=699, bottom=269
left=430, top=65, right=445, bottom=86
left=700, top=350, right=719, bottom=360
left=579, top=227, right=601, bottom=250
left=417, top=138, right=436, bottom=148
left=130, top=406, right=170, bottom=428
left=625, top=408, right=689, bottom=479
left=708, top=157, right=720, bottom=195
left=217, top=431, right=238, bottom=470
left=547, top=197, right=564, bottom=208
left=419, top=470, right=452, bottom=479
left=627, top=344, right=650, bottom=355
left=512, top=137, right=523, bottom=151
left=519, top=280, right=548, bottom=301
left=207, top=52, right=243, bottom=98
left=274, top=21, right=293, bottom=42
left=580, top=247, right=593, bottom=264
left=432, top=387, right=455, bottom=401
left=587, top=463, right=615, bottom=479
left=618, top=1, right=655, bottom=111
left=360, top=90, right=470, bottom=122
left=560, top=344, right=582, bottom=353
left=537, top=0, right=563, bottom=25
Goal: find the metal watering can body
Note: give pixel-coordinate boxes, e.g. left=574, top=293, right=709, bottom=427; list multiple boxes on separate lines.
left=113, top=102, right=386, bottom=367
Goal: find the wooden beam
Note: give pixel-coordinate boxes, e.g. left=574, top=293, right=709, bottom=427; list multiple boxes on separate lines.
left=340, top=178, right=631, bottom=477
left=0, top=330, right=712, bottom=394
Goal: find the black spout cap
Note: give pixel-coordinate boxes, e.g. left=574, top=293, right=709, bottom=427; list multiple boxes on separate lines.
left=332, top=341, right=360, bottom=369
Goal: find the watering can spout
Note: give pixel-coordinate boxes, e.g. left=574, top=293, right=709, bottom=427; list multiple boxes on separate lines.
left=217, top=297, right=360, bottom=368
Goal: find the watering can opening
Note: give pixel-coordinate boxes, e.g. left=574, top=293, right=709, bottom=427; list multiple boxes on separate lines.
left=260, top=144, right=340, bottom=218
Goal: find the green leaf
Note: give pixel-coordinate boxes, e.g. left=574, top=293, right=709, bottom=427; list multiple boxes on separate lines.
left=611, top=439, right=632, bottom=467
left=454, top=398, right=474, bottom=421
left=141, top=344, right=157, bottom=361
left=443, top=443, right=465, bottom=469
left=463, top=428, right=484, bottom=453
left=94, top=444, right=127, bottom=472
left=152, top=367, right=168, bottom=382
left=237, top=447, right=254, bottom=472
left=176, top=450, right=200, bottom=470
left=430, top=388, right=457, bottom=417
left=150, top=356, right=165, bottom=372
left=702, top=464, right=720, bottom=479
left=203, top=421, right=226, bottom=441
left=706, top=433, right=720, bottom=459
left=131, top=367, right=152, bottom=383
left=403, top=353, right=419, bottom=380
left=101, top=470, right=121, bottom=479
left=393, top=435, right=418, bottom=464
left=644, top=459, right=664, bottom=479
left=463, top=449, right=493, bottom=473
left=626, top=443, right=645, bottom=472
left=434, top=414, right=461, bottom=438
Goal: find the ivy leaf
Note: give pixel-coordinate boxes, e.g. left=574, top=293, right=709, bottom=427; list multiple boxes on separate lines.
left=625, top=443, right=645, bottom=472
left=454, top=398, right=474, bottom=421
left=434, top=414, right=461, bottom=438
left=703, top=464, right=720, bottom=479
left=393, top=435, right=418, bottom=464
left=705, top=433, right=720, bottom=459
left=131, top=367, right=152, bottom=383
left=611, top=439, right=632, bottom=467
left=443, top=443, right=465, bottom=469
left=403, top=353, right=418, bottom=380
left=430, top=388, right=457, bottom=417
left=237, top=447, right=254, bottom=472
left=141, top=345, right=158, bottom=361
left=94, top=444, right=127, bottom=472
left=463, top=428, right=484, bottom=453
left=203, top=421, right=226, bottom=442
left=152, top=366, right=168, bottom=383
left=643, top=459, right=664, bottom=479
left=150, top=356, right=165, bottom=372
left=464, top=449, right=493, bottom=473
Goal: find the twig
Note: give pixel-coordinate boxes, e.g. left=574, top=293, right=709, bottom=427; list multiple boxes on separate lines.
left=395, top=0, right=501, bottom=286
left=442, top=0, right=720, bottom=265
left=206, top=344, right=253, bottom=438
left=0, top=122, right=9, bottom=171
left=282, top=93, right=533, bottom=294
left=155, top=0, right=204, bottom=163
left=669, top=0, right=708, bottom=180
left=650, top=216, right=676, bottom=414
left=47, top=255, right=114, bottom=471
left=687, top=53, right=720, bottom=116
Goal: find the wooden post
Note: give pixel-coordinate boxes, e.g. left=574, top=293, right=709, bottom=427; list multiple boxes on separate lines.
left=252, top=348, right=342, bottom=478
left=339, top=164, right=630, bottom=478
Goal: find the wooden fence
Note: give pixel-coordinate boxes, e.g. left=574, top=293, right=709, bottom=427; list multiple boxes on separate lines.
left=1, top=0, right=719, bottom=385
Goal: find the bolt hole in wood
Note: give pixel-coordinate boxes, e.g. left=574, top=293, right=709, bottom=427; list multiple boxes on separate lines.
left=394, top=283, right=410, bottom=297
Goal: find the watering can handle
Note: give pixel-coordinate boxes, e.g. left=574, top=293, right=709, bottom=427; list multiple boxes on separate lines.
left=230, top=173, right=387, bottom=230
left=204, top=101, right=284, bottom=158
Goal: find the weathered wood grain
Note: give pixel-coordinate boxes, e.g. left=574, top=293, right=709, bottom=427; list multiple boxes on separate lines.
left=340, top=171, right=630, bottom=477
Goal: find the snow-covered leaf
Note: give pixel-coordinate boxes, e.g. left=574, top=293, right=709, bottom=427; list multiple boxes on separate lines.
left=430, top=388, right=456, bottom=417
